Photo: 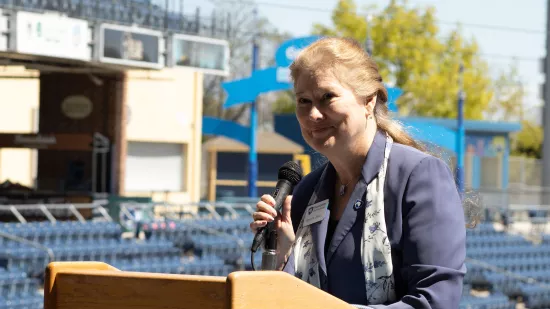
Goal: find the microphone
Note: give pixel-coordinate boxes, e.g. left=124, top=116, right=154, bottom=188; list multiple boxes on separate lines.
left=250, top=161, right=303, bottom=268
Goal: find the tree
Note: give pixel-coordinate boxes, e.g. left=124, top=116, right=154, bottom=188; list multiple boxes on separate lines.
left=271, top=90, right=296, bottom=114
left=485, top=63, right=525, bottom=122
left=302, top=0, right=494, bottom=119
left=202, top=0, right=290, bottom=125
left=512, top=120, right=543, bottom=159
left=483, top=62, right=543, bottom=159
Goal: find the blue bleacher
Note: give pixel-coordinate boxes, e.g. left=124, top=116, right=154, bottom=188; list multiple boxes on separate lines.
left=465, top=222, right=550, bottom=308
left=0, top=220, right=203, bottom=309
left=0, top=212, right=549, bottom=308
left=459, top=294, right=515, bottom=309
left=0, top=267, right=42, bottom=309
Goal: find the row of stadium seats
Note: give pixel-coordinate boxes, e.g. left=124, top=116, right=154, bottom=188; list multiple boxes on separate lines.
left=145, top=218, right=251, bottom=241
left=0, top=215, right=545, bottom=309
left=459, top=294, right=515, bottom=309
left=0, top=241, right=180, bottom=267
left=466, top=234, right=531, bottom=248
left=520, top=285, right=550, bottom=308
left=0, top=268, right=42, bottom=309
left=466, top=222, right=500, bottom=236
left=0, top=218, right=246, bottom=308
left=110, top=254, right=234, bottom=276
left=479, top=257, right=550, bottom=271
left=0, top=221, right=121, bottom=246
left=459, top=284, right=516, bottom=309
left=467, top=245, right=550, bottom=259
left=0, top=294, right=43, bottom=309
left=464, top=222, right=550, bottom=308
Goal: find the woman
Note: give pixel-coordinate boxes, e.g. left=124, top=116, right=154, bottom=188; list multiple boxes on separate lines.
left=250, top=37, right=467, bottom=309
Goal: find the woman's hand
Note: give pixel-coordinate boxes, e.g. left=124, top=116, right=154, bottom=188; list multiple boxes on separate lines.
left=250, top=194, right=296, bottom=269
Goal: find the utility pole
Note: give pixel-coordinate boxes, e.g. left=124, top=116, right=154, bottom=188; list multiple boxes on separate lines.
left=456, top=64, right=465, bottom=194
left=247, top=8, right=259, bottom=198
left=543, top=0, right=550, bottom=204
left=365, top=14, right=373, bottom=56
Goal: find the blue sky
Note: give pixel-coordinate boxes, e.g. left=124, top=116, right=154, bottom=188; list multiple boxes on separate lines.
left=184, top=0, right=546, bottom=122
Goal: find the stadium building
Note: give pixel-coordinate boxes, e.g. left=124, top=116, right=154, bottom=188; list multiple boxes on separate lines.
left=0, top=5, right=229, bottom=205
left=0, top=2, right=548, bottom=309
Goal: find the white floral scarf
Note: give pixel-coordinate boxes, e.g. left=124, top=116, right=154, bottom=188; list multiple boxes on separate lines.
left=291, top=135, right=396, bottom=305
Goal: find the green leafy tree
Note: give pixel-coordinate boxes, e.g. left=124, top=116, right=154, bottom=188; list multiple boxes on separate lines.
left=289, top=0, right=495, bottom=119
left=512, top=120, right=543, bottom=159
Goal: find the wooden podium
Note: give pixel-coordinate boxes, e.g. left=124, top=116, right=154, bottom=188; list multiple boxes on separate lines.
left=44, top=262, right=355, bottom=309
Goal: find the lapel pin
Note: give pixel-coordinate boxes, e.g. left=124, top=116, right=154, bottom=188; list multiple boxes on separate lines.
left=353, top=199, right=363, bottom=211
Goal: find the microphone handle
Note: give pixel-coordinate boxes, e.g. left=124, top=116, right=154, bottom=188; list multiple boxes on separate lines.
left=270, top=179, right=294, bottom=214
left=261, top=249, right=278, bottom=270
left=261, top=225, right=279, bottom=270
left=251, top=179, right=293, bottom=254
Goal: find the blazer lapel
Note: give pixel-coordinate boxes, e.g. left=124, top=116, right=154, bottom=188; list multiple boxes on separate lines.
left=310, top=209, right=329, bottom=283
left=304, top=164, right=334, bottom=280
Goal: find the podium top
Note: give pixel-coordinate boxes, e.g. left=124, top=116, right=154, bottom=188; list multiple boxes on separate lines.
left=45, top=262, right=354, bottom=309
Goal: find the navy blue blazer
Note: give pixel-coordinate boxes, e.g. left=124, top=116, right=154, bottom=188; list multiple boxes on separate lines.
left=282, top=131, right=466, bottom=308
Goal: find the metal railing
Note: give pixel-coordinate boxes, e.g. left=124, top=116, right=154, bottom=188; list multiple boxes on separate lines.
left=0, top=0, right=232, bottom=38
left=0, top=202, right=112, bottom=223
left=0, top=230, right=55, bottom=263
left=0, top=203, right=114, bottom=277
left=119, top=200, right=255, bottom=220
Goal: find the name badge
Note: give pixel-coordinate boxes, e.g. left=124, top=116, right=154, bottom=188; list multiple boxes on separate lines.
left=303, top=199, right=329, bottom=227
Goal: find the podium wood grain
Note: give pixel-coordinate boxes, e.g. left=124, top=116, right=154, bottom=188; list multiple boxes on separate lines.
left=45, top=262, right=354, bottom=309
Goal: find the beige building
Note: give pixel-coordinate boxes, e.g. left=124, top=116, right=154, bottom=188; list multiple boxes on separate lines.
left=0, top=66, right=204, bottom=204
left=123, top=69, right=203, bottom=203
left=0, top=67, right=39, bottom=188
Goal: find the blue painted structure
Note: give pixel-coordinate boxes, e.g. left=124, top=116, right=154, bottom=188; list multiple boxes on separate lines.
left=221, top=36, right=321, bottom=197
left=202, top=117, right=249, bottom=145
left=400, top=117, right=521, bottom=134
left=222, top=36, right=322, bottom=109
left=400, top=117, right=520, bottom=190
left=274, top=114, right=521, bottom=190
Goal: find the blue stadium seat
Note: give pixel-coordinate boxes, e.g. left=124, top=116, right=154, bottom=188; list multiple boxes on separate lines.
left=521, top=285, right=550, bottom=309
left=3, top=214, right=546, bottom=306
left=459, top=293, right=516, bottom=309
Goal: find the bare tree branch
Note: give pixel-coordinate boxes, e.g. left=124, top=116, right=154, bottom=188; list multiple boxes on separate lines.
left=202, top=0, right=289, bottom=125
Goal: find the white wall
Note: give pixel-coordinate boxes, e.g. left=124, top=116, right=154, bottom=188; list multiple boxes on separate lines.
left=0, top=67, right=39, bottom=187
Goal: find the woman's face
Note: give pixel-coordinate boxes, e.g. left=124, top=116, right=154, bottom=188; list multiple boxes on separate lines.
left=294, top=69, right=371, bottom=153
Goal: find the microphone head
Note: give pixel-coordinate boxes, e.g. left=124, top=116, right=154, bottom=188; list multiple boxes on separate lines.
left=278, top=161, right=303, bottom=186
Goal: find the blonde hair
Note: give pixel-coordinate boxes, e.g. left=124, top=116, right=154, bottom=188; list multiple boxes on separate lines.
left=289, top=37, right=424, bottom=152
